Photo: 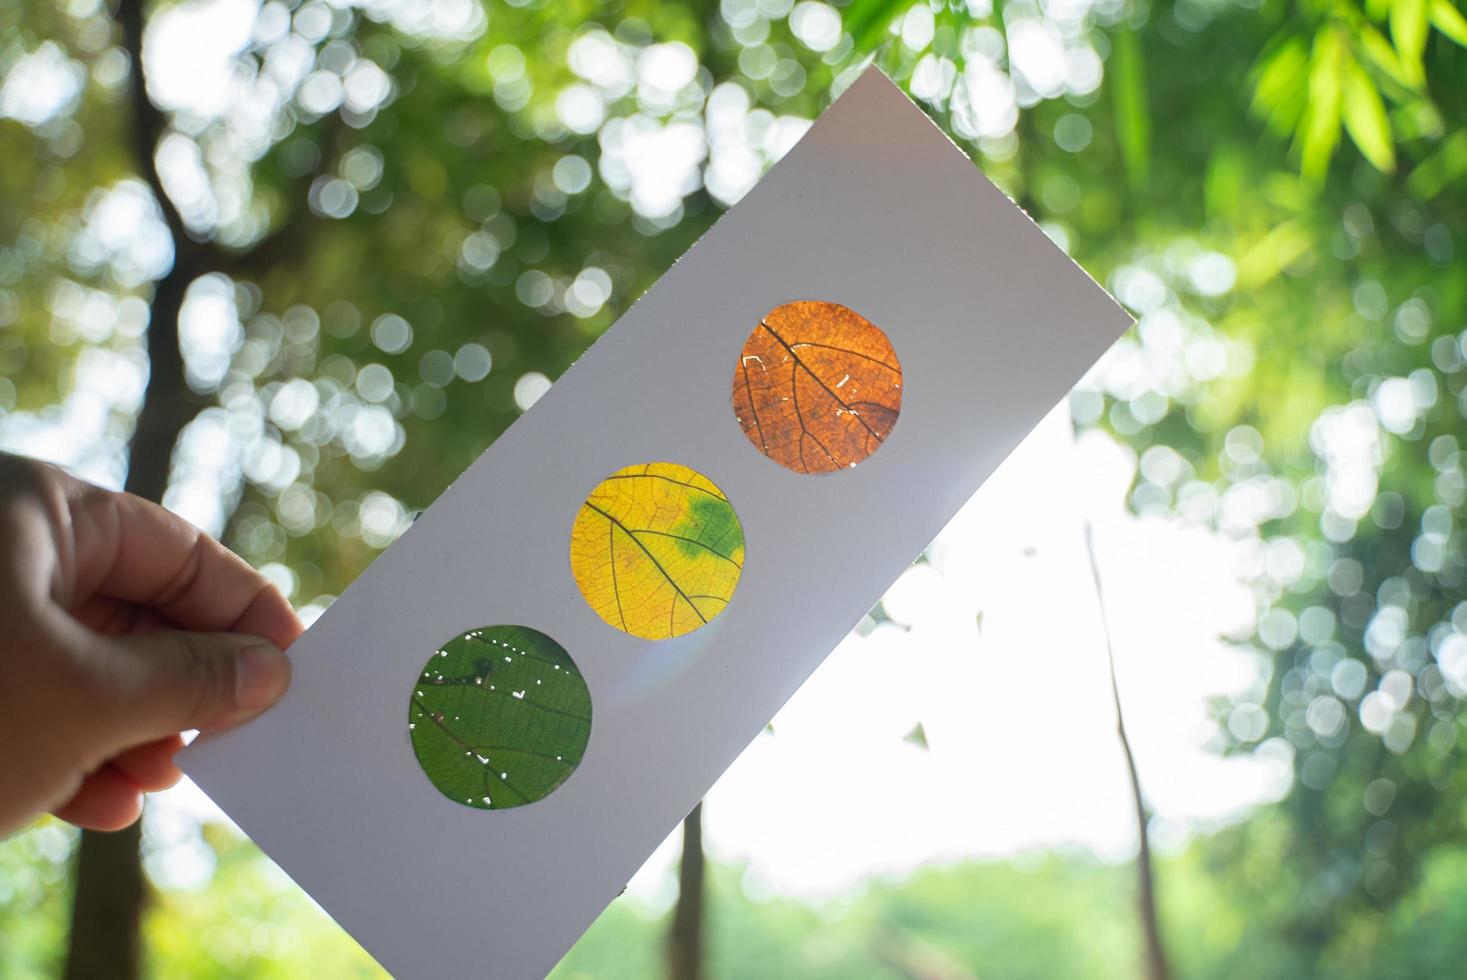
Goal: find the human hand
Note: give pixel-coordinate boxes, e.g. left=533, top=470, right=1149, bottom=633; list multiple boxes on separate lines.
left=0, top=453, right=300, bottom=836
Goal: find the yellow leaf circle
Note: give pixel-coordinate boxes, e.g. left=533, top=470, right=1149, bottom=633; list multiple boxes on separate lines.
left=569, top=462, right=744, bottom=639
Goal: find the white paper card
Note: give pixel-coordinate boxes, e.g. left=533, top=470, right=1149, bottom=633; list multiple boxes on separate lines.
left=183, top=67, right=1133, bottom=979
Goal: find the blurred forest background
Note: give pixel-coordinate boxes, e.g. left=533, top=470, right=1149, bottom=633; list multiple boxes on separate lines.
left=2, top=0, right=1467, bottom=976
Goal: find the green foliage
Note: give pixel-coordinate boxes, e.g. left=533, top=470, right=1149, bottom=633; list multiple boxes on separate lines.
left=0, top=819, right=72, bottom=978
left=1430, top=0, right=1467, bottom=45
left=1341, top=53, right=1396, bottom=173
left=14, top=820, right=1467, bottom=980
left=560, top=855, right=1147, bottom=980
left=1110, top=26, right=1151, bottom=190
left=1247, top=0, right=1467, bottom=180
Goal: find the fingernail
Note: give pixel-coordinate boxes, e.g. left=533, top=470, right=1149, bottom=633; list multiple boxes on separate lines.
left=234, top=644, right=291, bottom=711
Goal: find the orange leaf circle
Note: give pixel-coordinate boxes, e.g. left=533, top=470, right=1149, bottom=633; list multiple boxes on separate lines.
left=731, top=300, right=902, bottom=474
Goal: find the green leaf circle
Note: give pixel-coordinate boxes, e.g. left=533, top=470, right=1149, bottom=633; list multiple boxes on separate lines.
left=409, top=625, right=592, bottom=810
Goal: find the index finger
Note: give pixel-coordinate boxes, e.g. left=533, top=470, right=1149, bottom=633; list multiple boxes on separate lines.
left=64, top=476, right=302, bottom=651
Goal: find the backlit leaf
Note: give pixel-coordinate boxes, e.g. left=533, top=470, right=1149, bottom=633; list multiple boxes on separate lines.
left=1358, top=25, right=1417, bottom=88
left=1250, top=35, right=1310, bottom=136
left=1392, top=0, right=1429, bottom=83
left=569, top=462, right=744, bottom=639
left=731, top=300, right=903, bottom=474
left=1236, top=220, right=1314, bottom=288
left=409, top=625, right=591, bottom=810
left=1406, top=130, right=1467, bottom=199
left=1342, top=59, right=1397, bottom=172
left=844, top=0, right=903, bottom=53
left=904, top=723, right=930, bottom=750
left=1110, top=25, right=1151, bottom=191
left=1298, top=29, right=1345, bottom=182
left=1430, top=0, right=1467, bottom=47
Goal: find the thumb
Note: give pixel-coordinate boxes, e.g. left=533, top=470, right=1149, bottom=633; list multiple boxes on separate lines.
left=94, top=631, right=292, bottom=744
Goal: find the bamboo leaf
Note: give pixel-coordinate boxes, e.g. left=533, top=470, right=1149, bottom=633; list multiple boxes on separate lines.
left=1237, top=220, right=1314, bottom=288
left=1341, top=58, right=1397, bottom=172
left=1252, top=35, right=1310, bottom=136
left=1429, top=0, right=1467, bottom=46
left=904, top=723, right=930, bottom=750
left=1111, top=25, right=1152, bottom=191
left=1299, top=30, right=1345, bottom=182
left=1406, top=130, right=1467, bottom=198
left=1392, top=0, right=1429, bottom=83
left=844, top=0, right=903, bottom=53
left=1358, top=24, right=1417, bottom=88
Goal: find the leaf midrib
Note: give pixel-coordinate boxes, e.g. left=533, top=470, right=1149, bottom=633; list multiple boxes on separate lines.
left=760, top=319, right=889, bottom=444
left=582, top=500, right=711, bottom=626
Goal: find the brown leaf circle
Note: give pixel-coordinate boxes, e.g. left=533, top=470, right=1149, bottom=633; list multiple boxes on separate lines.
left=731, top=300, right=903, bottom=474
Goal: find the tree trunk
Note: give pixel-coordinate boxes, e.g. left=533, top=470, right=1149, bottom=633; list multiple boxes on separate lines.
left=1085, top=525, right=1172, bottom=980
left=668, top=802, right=706, bottom=980
left=62, top=824, right=146, bottom=980
left=61, top=0, right=331, bottom=969
left=60, top=270, right=190, bottom=978
left=62, top=2, right=202, bottom=976
left=62, top=230, right=199, bottom=980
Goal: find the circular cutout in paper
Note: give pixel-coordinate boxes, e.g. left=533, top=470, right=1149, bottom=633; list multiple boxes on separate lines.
left=731, top=300, right=902, bottom=474
left=409, top=625, right=591, bottom=810
left=569, top=462, right=744, bottom=640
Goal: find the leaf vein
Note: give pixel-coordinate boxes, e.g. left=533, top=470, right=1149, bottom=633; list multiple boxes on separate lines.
left=761, top=319, right=888, bottom=445
left=582, top=501, right=711, bottom=626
